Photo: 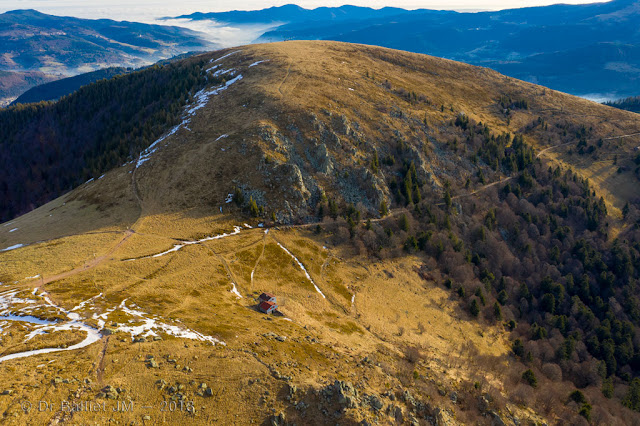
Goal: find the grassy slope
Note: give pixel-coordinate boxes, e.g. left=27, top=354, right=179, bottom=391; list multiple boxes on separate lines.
left=1, top=41, right=639, bottom=424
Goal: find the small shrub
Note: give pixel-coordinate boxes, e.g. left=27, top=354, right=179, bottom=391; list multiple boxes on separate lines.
left=522, top=369, right=537, bottom=388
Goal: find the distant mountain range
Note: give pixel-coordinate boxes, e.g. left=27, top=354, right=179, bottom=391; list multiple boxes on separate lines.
left=174, top=0, right=640, bottom=100
left=170, top=4, right=413, bottom=24
left=0, top=9, right=215, bottom=104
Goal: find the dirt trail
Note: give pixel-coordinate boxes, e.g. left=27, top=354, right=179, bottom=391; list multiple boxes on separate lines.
left=96, top=336, right=110, bottom=385
left=38, top=229, right=134, bottom=288
left=451, top=177, right=513, bottom=201
left=250, top=230, right=268, bottom=289
left=277, top=51, right=293, bottom=98
left=443, top=130, right=639, bottom=204
left=535, top=141, right=573, bottom=158
left=603, top=131, right=640, bottom=141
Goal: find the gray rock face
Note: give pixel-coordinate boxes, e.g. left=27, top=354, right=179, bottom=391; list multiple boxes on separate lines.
left=433, top=407, right=456, bottom=426
left=305, top=142, right=333, bottom=175
left=490, top=410, right=507, bottom=426
left=331, top=114, right=351, bottom=136
left=321, top=380, right=360, bottom=409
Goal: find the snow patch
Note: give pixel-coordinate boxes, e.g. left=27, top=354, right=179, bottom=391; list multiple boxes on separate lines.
left=215, top=134, right=229, bottom=141
left=136, top=73, right=243, bottom=169
left=8, top=228, right=17, bottom=233
left=249, top=60, right=269, bottom=68
left=115, top=301, right=224, bottom=345
left=230, top=283, right=242, bottom=298
left=1, top=244, right=25, bottom=252
left=130, top=226, right=243, bottom=260
left=214, top=50, right=241, bottom=63
left=0, top=324, right=101, bottom=363
left=0, top=314, right=55, bottom=326
left=276, top=243, right=326, bottom=299
left=212, top=68, right=236, bottom=77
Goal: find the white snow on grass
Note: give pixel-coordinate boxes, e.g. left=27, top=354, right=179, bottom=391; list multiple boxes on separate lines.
left=186, top=74, right=243, bottom=117
left=225, top=193, right=234, bottom=204
left=249, top=60, right=269, bottom=68
left=70, top=293, right=103, bottom=312
left=214, top=50, right=241, bottom=63
left=0, top=290, right=103, bottom=363
left=1, top=244, right=25, bottom=252
left=0, top=323, right=101, bottom=363
left=276, top=242, right=326, bottom=299
left=85, top=178, right=94, bottom=184
left=216, top=134, right=229, bottom=141
left=152, top=244, right=185, bottom=258
left=212, top=68, right=236, bottom=77
left=0, top=314, right=55, bottom=326
left=351, top=294, right=355, bottom=306
left=8, top=228, right=17, bottom=233
left=136, top=72, right=243, bottom=169
left=130, top=226, right=243, bottom=260
left=98, top=174, right=105, bottom=180
left=25, top=275, right=40, bottom=280
left=114, top=300, right=224, bottom=345
left=0, top=286, right=227, bottom=364
left=244, top=223, right=252, bottom=228
left=230, top=283, right=242, bottom=298
left=348, top=88, right=355, bottom=91
left=136, top=123, right=181, bottom=168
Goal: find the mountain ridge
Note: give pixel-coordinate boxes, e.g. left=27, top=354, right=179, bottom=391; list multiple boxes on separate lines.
left=168, top=0, right=640, bottom=99
left=2, top=41, right=640, bottom=424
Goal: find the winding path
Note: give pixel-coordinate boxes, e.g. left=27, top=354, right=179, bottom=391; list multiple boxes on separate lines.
left=38, top=230, right=134, bottom=288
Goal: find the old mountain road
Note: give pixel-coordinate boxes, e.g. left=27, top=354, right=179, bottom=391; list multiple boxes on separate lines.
left=38, top=229, right=135, bottom=288
left=277, top=53, right=293, bottom=98
left=436, top=129, right=640, bottom=204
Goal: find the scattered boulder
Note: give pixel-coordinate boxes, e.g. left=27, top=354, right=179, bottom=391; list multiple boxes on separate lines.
left=321, top=380, right=360, bottom=409
left=99, top=385, right=119, bottom=400
left=433, top=407, right=456, bottom=426
left=489, top=410, right=507, bottom=426
left=271, top=411, right=286, bottom=426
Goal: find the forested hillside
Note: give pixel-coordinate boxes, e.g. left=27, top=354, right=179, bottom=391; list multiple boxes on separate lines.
left=326, top=110, right=640, bottom=417
left=606, top=96, right=640, bottom=114
left=0, top=56, right=210, bottom=221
